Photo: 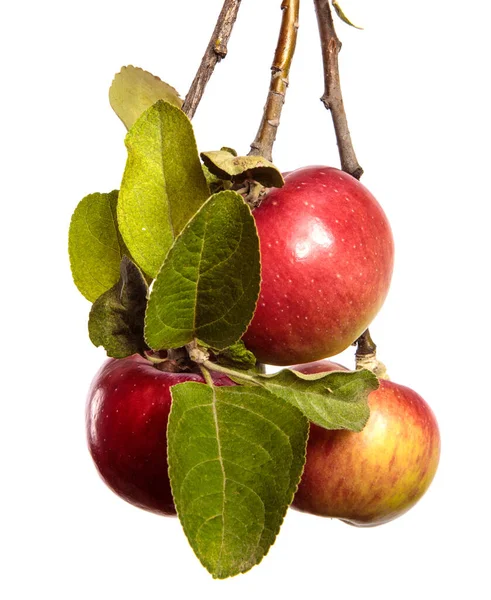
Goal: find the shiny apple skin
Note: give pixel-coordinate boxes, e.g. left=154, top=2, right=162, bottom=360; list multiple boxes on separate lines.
left=86, top=355, right=234, bottom=516
left=242, top=166, right=394, bottom=365
left=291, top=361, right=441, bottom=527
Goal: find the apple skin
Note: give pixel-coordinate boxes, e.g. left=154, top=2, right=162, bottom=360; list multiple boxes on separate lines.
left=291, top=361, right=441, bottom=527
left=242, top=166, right=394, bottom=365
left=86, top=354, right=234, bottom=516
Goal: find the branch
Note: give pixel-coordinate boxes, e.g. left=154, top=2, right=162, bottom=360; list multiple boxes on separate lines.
left=313, top=0, right=363, bottom=179
left=182, top=0, right=243, bottom=119
left=249, top=0, right=300, bottom=162
left=314, top=1, right=385, bottom=370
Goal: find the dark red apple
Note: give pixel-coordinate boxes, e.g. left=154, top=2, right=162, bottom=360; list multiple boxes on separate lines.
left=243, top=166, right=394, bottom=365
left=86, top=354, right=234, bottom=516
left=291, top=360, right=441, bottom=527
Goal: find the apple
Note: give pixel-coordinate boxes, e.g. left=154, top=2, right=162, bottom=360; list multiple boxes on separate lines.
left=86, top=354, right=234, bottom=516
left=242, top=166, right=394, bottom=365
left=291, top=360, right=441, bottom=527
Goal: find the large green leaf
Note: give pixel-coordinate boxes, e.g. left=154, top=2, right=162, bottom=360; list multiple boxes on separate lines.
left=109, top=66, right=182, bottom=130
left=68, top=190, right=129, bottom=301
left=117, top=100, right=209, bottom=278
left=144, top=191, right=260, bottom=351
left=231, top=368, right=378, bottom=432
left=88, top=256, right=149, bottom=358
left=168, top=382, right=308, bottom=579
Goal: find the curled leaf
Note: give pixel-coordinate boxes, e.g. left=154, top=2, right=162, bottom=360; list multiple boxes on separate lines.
left=89, top=256, right=149, bottom=358
left=332, top=1, right=363, bottom=30
left=201, top=150, right=284, bottom=188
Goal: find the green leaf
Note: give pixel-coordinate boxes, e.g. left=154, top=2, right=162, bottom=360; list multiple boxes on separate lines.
left=88, top=256, right=149, bottom=358
left=109, top=66, right=182, bottom=130
left=332, top=1, right=363, bottom=30
left=238, top=368, right=379, bottom=432
left=118, top=100, right=210, bottom=279
left=201, top=150, right=284, bottom=188
left=144, top=190, right=260, bottom=351
left=68, top=190, right=129, bottom=302
left=214, top=340, right=257, bottom=370
left=168, top=382, right=308, bottom=579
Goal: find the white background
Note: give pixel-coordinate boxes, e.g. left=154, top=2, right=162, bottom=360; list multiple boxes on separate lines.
left=2, top=0, right=490, bottom=598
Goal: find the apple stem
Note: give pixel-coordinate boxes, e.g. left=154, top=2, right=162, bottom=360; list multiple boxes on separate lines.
left=248, top=0, right=300, bottom=162
left=182, top=0, right=243, bottom=119
left=355, top=331, right=389, bottom=379
left=313, top=0, right=363, bottom=179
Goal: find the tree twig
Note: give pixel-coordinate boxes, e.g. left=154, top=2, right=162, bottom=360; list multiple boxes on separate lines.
left=249, top=0, right=300, bottom=161
left=313, top=0, right=363, bottom=179
left=182, top=0, right=243, bottom=119
left=314, top=1, right=384, bottom=369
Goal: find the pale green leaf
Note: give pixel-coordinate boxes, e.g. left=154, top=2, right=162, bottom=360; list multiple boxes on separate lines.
left=109, top=66, right=182, bottom=130
left=168, top=382, right=308, bottom=578
left=118, top=100, right=209, bottom=279
left=144, top=191, right=260, bottom=351
left=332, top=1, right=363, bottom=30
left=68, top=190, right=129, bottom=301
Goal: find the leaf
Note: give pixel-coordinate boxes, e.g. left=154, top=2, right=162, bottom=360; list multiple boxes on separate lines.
left=202, top=163, right=231, bottom=194
left=88, top=256, right=149, bottom=358
left=118, top=100, right=210, bottom=279
left=214, top=340, right=257, bottom=370
left=168, top=382, right=308, bottom=579
left=144, top=190, right=260, bottom=351
left=234, top=368, right=378, bottom=432
left=68, top=190, right=129, bottom=302
left=332, top=1, right=363, bottom=30
left=201, top=150, right=284, bottom=188
left=109, top=66, right=182, bottom=130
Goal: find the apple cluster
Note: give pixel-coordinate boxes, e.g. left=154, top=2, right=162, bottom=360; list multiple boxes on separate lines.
left=86, top=164, right=440, bottom=528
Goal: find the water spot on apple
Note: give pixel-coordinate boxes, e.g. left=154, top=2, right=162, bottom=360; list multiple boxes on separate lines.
left=304, top=201, right=309, bottom=206
left=334, top=188, right=339, bottom=193
left=142, top=227, right=146, bottom=231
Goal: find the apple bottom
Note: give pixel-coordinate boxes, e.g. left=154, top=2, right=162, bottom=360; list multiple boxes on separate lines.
left=290, top=362, right=441, bottom=527
left=86, top=355, right=234, bottom=516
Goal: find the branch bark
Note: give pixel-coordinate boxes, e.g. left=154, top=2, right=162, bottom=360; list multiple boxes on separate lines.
left=182, top=0, right=242, bottom=119
left=313, top=0, right=363, bottom=179
left=249, top=0, right=300, bottom=161
left=313, top=1, right=384, bottom=368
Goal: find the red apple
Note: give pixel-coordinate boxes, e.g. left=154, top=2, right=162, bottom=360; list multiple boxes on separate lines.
left=291, top=361, right=441, bottom=527
left=86, top=354, right=234, bottom=516
left=243, top=166, right=394, bottom=365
